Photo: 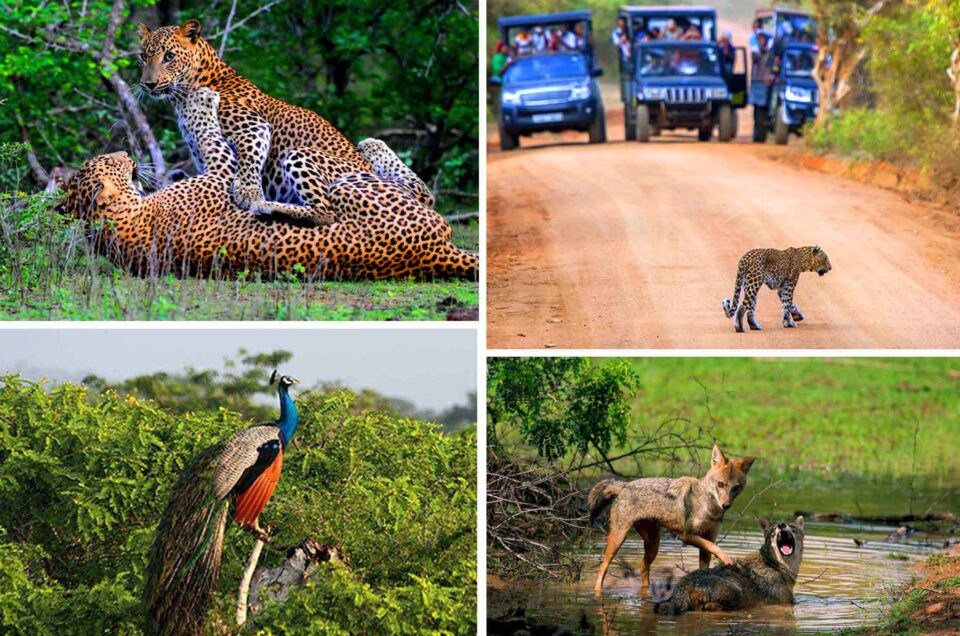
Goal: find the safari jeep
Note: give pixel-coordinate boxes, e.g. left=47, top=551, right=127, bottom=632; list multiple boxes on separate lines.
left=628, top=40, right=746, bottom=142
left=490, top=11, right=606, bottom=150
left=616, top=6, right=746, bottom=142
left=749, top=8, right=819, bottom=144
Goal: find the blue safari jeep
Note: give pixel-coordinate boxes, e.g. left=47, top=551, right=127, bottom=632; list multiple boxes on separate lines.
left=617, top=6, right=747, bottom=142
left=749, top=8, right=819, bottom=144
left=490, top=11, right=606, bottom=150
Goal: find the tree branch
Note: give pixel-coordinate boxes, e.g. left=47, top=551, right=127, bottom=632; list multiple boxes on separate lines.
left=236, top=537, right=264, bottom=627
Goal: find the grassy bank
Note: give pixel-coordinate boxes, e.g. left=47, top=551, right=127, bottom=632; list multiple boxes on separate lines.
left=853, top=552, right=960, bottom=635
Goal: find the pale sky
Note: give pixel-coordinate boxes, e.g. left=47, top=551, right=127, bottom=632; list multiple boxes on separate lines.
left=0, top=328, right=476, bottom=411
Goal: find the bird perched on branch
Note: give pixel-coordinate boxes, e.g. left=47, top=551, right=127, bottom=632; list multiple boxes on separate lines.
left=144, top=371, right=301, bottom=636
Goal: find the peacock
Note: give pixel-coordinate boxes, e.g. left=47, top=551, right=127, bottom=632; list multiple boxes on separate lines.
left=144, top=371, right=301, bottom=636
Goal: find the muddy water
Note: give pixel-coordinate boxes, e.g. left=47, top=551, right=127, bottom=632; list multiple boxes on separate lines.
left=492, top=523, right=936, bottom=634
left=490, top=474, right=956, bottom=634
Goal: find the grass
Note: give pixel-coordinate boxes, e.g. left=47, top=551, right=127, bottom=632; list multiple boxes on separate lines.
left=0, top=176, right=478, bottom=321
left=848, top=554, right=960, bottom=635
left=614, top=357, right=960, bottom=481
left=494, top=357, right=960, bottom=482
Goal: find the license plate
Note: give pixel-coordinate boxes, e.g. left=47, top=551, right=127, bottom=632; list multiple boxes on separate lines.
left=532, top=112, right=564, bottom=124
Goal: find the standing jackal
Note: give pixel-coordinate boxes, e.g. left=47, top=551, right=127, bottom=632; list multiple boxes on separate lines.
left=588, top=444, right=755, bottom=595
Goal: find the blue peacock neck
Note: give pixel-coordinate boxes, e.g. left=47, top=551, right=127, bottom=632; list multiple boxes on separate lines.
left=277, top=384, right=299, bottom=448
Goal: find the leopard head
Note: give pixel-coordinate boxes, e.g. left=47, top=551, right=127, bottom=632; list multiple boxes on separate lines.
left=803, top=245, right=832, bottom=276
left=55, top=152, right=142, bottom=222
left=137, top=20, right=205, bottom=100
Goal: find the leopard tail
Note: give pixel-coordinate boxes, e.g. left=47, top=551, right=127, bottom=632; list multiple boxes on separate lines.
left=723, top=263, right=744, bottom=318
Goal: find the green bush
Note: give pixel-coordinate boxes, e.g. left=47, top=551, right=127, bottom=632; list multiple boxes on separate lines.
left=0, top=376, right=476, bottom=634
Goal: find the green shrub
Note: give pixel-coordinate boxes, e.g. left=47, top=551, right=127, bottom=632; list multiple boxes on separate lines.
left=0, top=376, right=476, bottom=634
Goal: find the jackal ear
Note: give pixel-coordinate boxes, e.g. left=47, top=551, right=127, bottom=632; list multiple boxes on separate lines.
left=711, top=443, right=727, bottom=466
left=180, top=19, right=202, bottom=43
left=736, top=457, right=756, bottom=474
left=137, top=23, right=152, bottom=41
left=757, top=516, right=771, bottom=531
left=794, top=515, right=804, bottom=529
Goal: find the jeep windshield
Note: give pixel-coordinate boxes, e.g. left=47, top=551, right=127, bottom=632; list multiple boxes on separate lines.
left=637, top=45, right=720, bottom=77
left=783, top=47, right=816, bottom=78
left=503, top=54, right=588, bottom=84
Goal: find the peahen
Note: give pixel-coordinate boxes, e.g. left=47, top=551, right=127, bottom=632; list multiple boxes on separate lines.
left=144, top=371, right=301, bottom=636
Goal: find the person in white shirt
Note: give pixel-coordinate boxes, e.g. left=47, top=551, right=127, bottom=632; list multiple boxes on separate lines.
left=611, top=17, right=627, bottom=46
left=531, top=26, right=547, bottom=52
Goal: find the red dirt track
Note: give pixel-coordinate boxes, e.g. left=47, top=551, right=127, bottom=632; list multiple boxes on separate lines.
left=487, top=102, right=960, bottom=349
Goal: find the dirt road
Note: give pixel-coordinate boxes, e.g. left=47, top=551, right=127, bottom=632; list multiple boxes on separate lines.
left=487, top=103, right=960, bottom=349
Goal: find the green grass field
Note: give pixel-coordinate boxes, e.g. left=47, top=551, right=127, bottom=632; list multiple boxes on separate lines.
left=495, top=357, right=960, bottom=483
left=617, top=357, right=960, bottom=480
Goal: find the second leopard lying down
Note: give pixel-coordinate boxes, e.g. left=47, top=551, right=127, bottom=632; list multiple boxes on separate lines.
left=56, top=88, right=478, bottom=281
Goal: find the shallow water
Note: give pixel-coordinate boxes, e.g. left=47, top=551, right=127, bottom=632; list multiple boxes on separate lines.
left=490, top=469, right=958, bottom=633
left=492, top=522, right=939, bottom=634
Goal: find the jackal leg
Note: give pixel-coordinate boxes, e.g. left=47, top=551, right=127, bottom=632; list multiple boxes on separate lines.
left=698, top=548, right=711, bottom=569
left=680, top=533, right=736, bottom=569
left=634, top=520, right=660, bottom=589
left=594, top=509, right=631, bottom=595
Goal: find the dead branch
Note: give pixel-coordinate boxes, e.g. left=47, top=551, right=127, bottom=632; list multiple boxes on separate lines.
left=246, top=538, right=345, bottom=617
left=236, top=537, right=264, bottom=627
left=446, top=212, right=478, bottom=223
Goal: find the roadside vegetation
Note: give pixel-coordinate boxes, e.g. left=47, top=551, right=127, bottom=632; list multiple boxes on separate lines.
left=0, top=365, right=477, bottom=634
left=809, top=1, right=960, bottom=186
left=0, top=1, right=478, bottom=320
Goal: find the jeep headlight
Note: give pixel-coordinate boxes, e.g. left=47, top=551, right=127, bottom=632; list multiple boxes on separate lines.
left=570, top=85, right=591, bottom=100
left=785, top=85, right=813, bottom=103
left=642, top=86, right=666, bottom=100
left=501, top=90, right=521, bottom=105
left=708, top=86, right=729, bottom=99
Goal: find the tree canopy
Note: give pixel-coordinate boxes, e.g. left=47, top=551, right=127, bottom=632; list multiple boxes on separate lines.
left=0, top=0, right=478, bottom=199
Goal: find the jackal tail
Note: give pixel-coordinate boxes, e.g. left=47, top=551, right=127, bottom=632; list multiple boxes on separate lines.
left=587, top=479, right=625, bottom=525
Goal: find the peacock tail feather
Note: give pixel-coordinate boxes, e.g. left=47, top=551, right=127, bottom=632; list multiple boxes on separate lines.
left=144, top=442, right=230, bottom=636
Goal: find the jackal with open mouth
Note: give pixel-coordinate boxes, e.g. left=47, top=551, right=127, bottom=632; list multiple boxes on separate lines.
left=654, top=516, right=805, bottom=614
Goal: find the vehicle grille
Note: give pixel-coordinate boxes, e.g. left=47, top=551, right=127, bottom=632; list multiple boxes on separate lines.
left=665, top=87, right=707, bottom=104
left=520, top=90, right=572, bottom=106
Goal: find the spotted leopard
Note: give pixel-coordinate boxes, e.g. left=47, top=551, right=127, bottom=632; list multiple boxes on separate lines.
left=722, top=246, right=832, bottom=332
left=137, top=19, right=374, bottom=223
left=55, top=88, right=478, bottom=281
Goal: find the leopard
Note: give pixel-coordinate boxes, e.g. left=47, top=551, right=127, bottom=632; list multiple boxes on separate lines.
left=722, top=246, right=831, bottom=332
left=136, top=19, right=376, bottom=223
left=54, top=88, right=478, bottom=281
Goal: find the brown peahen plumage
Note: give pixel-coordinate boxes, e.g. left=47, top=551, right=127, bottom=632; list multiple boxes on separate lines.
left=143, top=371, right=300, bottom=635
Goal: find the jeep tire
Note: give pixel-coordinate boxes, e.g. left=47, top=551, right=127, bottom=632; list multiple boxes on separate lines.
left=752, top=106, right=768, bottom=143
left=718, top=104, right=734, bottom=142
left=636, top=104, right=651, bottom=142
left=697, top=126, right=712, bottom=142
left=624, top=103, right=637, bottom=141
left=499, top=118, right=519, bottom=151
left=589, top=101, right=607, bottom=144
left=774, top=104, right=790, bottom=145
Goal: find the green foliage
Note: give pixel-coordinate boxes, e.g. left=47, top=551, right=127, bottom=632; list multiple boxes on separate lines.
left=0, top=376, right=476, bottom=634
left=0, top=0, right=478, bottom=196
left=487, top=357, right=640, bottom=462
left=810, top=0, right=960, bottom=175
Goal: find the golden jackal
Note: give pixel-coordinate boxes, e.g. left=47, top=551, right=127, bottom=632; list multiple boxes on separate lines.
left=655, top=516, right=805, bottom=614
left=587, top=444, right=755, bottom=595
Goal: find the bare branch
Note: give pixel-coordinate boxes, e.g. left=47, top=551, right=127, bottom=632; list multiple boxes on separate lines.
left=208, top=0, right=288, bottom=40
left=219, top=0, right=239, bottom=58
